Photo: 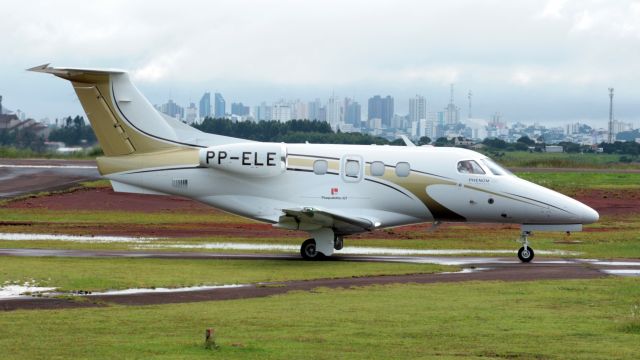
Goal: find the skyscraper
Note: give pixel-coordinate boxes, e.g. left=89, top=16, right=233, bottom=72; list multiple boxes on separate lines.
left=326, top=95, right=343, bottom=129
left=368, top=95, right=394, bottom=128
left=231, top=102, right=250, bottom=116
left=272, top=103, right=292, bottom=122
left=159, top=99, right=184, bottom=119
left=199, top=92, right=211, bottom=119
left=344, top=98, right=361, bottom=126
left=408, top=95, right=426, bottom=124
left=214, top=93, right=226, bottom=118
left=444, top=84, right=459, bottom=125
left=308, top=98, right=322, bottom=121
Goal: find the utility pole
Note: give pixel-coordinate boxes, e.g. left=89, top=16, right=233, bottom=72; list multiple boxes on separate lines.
left=608, top=88, right=614, bottom=143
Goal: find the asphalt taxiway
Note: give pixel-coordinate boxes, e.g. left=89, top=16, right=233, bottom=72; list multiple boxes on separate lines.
left=0, top=159, right=99, bottom=198
left=1, top=248, right=638, bottom=311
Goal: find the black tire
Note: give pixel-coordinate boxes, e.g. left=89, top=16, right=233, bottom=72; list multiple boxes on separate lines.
left=518, top=246, right=534, bottom=263
left=300, top=239, right=323, bottom=260
left=334, top=236, right=344, bottom=250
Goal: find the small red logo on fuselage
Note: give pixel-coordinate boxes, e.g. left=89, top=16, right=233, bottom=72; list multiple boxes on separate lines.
left=331, top=187, right=339, bottom=195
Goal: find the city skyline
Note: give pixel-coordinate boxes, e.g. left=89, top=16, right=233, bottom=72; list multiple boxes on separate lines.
left=1, top=1, right=639, bottom=127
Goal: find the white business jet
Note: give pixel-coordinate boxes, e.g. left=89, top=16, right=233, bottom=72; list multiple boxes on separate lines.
left=30, top=64, right=599, bottom=262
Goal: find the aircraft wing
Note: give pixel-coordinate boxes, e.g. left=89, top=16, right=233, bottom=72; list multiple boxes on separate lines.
left=275, top=207, right=381, bottom=234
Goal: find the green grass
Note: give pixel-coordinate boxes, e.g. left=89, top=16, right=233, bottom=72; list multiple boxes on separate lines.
left=1, top=278, right=639, bottom=359
left=0, top=256, right=452, bottom=292
left=497, top=151, right=640, bottom=169
left=516, top=171, right=640, bottom=191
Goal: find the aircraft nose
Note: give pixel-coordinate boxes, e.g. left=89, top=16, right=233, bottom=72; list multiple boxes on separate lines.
left=579, top=204, right=599, bottom=224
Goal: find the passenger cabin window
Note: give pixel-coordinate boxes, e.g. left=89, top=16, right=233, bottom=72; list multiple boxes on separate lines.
left=345, top=160, right=360, bottom=178
left=481, top=158, right=511, bottom=176
left=370, top=161, right=385, bottom=176
left=313, top=159, right=328, bottom=175
left=457, top=160, right=485, bottom=175
left=395, top=162, right=411, bottom=177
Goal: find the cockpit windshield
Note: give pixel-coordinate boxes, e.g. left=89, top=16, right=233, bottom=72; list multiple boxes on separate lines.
left=481, top=158, right=512, bottom=176
left=457, top=160, right=485, bottom=174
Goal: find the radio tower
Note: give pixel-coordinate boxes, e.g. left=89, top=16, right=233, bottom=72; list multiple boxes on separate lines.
left=608, top=88, right=614, bottom=143
left=468, top=90, right=472, bottom=119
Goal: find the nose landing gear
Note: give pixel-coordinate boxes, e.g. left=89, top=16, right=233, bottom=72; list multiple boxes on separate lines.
left=517, top=231, right=535, bottom=263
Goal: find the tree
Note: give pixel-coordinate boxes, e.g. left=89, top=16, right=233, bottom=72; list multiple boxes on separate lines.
left=418, top=136, right=431, bottom=145
left=516, top=136, right=535, bottom=146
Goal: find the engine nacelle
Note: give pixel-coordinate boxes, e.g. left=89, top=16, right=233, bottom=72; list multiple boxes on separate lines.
left=198, top=143, right=286, bottom=177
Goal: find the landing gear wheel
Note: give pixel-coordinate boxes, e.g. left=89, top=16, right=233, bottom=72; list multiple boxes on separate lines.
left=334, top=235, right=344, bottom=250
left=518, top=246, right=534, bottom=263
left=300, top=239, right=324, bottom=260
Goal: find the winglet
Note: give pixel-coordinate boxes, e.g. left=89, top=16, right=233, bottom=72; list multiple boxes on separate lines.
left=400, top=135, right=416, bottom=147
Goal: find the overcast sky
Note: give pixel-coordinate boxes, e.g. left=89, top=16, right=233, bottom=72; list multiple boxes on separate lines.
left=1, top=0, right=639, bottom=127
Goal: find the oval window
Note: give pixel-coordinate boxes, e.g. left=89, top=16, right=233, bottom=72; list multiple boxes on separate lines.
left=395, top=162, right=410, bottom=177
left=345, top=160, right=360, bottom=178
left=370, top=161, right=385, bottom=176
left=313, top=159, right=328, bottom=175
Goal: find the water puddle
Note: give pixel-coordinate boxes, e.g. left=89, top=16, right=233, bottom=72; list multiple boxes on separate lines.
left=601, top=269, right=640, bottom=277
left=580, top=260, right=640, bottom=267
left=0, top=233, right=159, bottom=243
left=0, top=281, right=56, bottom=299
left=89, top=284, right=248, bottom=296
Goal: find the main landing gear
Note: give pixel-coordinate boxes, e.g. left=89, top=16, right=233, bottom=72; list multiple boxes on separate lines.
left=517, top=231, right=534, bottom=263
left=300, top=233, right=344, bottom=260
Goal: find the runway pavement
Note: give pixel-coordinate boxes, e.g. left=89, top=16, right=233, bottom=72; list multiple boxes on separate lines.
left=1, top=248, right=638, bottom=311
left=0, top=159, right=100, bottom=198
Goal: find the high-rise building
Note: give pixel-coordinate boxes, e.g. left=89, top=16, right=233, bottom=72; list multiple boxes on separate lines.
left=307, top=99, right=322, bottom=121
left=344, top=98, right=361, bottom=126
left=214, top=93, right=226, bottom=118
left=272, top=104, right=292, bottom=122
left=199, top=92, right=211, bottom=119
left=254, top=102, right=272, bottom=121
left=408, top=95, right=426, bottom=124
left=291, top=100, right=308, bottom=120
left=326, top=96, right=343, bottom=129
left=368, top=95, right=394, bottom=128
left=231, top=102, right=250, bottom=116
left=186, top=102, right=198, bottom=124
left=444, top=84, right=459, bottom=125
left=159, top=99, right=184, bottom=119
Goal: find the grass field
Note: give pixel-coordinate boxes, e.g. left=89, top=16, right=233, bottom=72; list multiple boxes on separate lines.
left=1, top=278, right=639, bottom=359
left=517, top=171, right=640, bottom=191
left=496, top=151, right=640, bottom=169
left=0, top=257, right=451, bottom=292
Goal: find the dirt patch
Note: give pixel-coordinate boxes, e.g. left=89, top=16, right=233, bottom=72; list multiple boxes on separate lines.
left=573, top=189, right=640, bottom=217
left=5, top=187, right=217, bottom=213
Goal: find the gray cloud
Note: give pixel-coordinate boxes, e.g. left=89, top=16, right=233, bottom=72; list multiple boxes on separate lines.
left=1, top=0, right=638, bottom=127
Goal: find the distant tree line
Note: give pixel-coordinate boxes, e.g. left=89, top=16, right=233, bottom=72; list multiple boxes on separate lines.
left=48, top=116, right=96, bottom=146
left=194, top=118, right=395, bottom=145
left=0, top=126, right=45, bottom=152
left=480, top=135, right=640, bottom=159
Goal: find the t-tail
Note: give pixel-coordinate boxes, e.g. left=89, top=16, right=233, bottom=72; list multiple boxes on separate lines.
left=28, top=64, right=244, bottom=176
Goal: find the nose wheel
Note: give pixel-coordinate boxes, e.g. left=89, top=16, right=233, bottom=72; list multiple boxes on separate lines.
left=517, top=231, right=534, bottom=263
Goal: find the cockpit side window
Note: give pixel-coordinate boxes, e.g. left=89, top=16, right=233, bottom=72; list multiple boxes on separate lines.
left=457, top=160, right=485, bottom=175
left=481, top=158, right=512, bottom=176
